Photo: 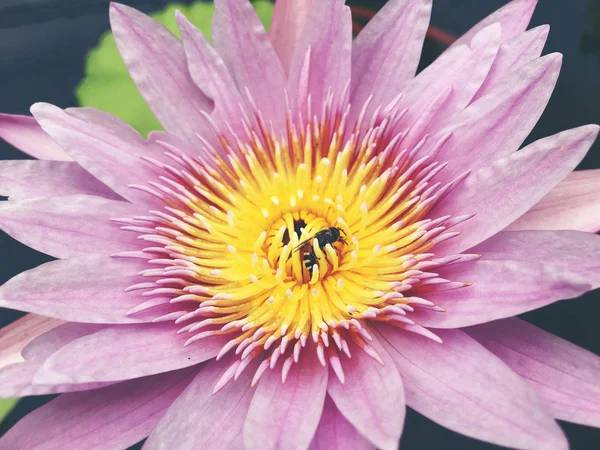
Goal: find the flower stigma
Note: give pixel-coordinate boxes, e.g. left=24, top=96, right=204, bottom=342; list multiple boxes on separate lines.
left=115, top=90, right=478, bottom=391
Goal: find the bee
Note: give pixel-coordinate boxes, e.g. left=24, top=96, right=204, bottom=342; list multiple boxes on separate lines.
left=303, top=250, right=319, bottom=277
left=293, top=227, right=347, bottom=254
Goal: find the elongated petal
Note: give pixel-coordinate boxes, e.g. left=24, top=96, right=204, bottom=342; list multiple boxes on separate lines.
left=0, top=368, right=196, bottom=450
left=288, top=0, right=352, bottom=114
left=451, top=0, right=537, bottom=48
left=474, top=25, right=549, bottom=100
left=351, top=0, right=431, bottom=113
left=309, top=396, right=375, bottom=450
left=377, top=325, right=568, bottom=450
left=109, top=3, right=213, bottom=142
left=0, top=113, right=71, bottom=161
left=244, top=350, right=328, bottom=450
left=0, top=322, right=108, bottom=397
left=430, top=54, right=562, bottom=181
left=434, top=125, right=599, bottom=254
left=269, top=0, right=315, bottom=74
left=34, top=323, right=227, bottom=384
left=0, top=255, right=155, bottom=323
left=176, top=12, right=247, bottom=133
left=467, top=318, right=600, bottom=428
left=508, top=169, right=600, bottom=233
left=0, top=195, right=146, bottom=258
left=327, top=331, right=404, bottom=450
left=0, top=160, right=120, bottom=201
left=0, top=314, right=63, bottom=370
left=471, top=230, right=600, bottom=278
left=394, top=44, right=471, bottom=147
left=212, top=0, right=286, bottom=129
left=30, top=103, right=164, bottom=206
left=145, top=356, right=256, bottom=450
left=412, top=231, right=600, bottom=328
left=423, top=24, right=501, bottom=134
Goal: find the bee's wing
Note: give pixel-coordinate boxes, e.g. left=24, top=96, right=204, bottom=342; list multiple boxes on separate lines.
left=293, top=237, right=314, bottom=252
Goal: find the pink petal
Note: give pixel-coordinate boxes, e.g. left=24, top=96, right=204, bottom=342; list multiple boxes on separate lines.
left=0, top=314, right=63, bottom=370
left=377, top=325, right=568, bottom=450
left=393, top=43, right=471, bottom=147
left=0, top=113, right=71, bottom=161
left=30, top=103, right=165, bottom=207
left=109, top=3, right=213, bottom=142
left=309, top=395, right=375, bottom=450
left=467, top=318, right=600, bottom=428
left=0, top=255, right=156, bottom=323
left=176, top=12, right=248, bottom=134
left=34, top=323, right=227, bottom=384
left=212, top=0, right=287, bottom=130
left=0, top=322, right=109, bottom=397
left=351, top=0, right=431, bottom=115
left=0, top=195, right=146, bottom=258
left=423, top=23, right=501, bottom=134
left=244, top=349, right=328, bottom=450
left=288, top=0, right=352, bottom=115
left=269, top=0, right=315, bottom=74
left=0, top=368, right=196, bottom=450
left=508, top=169, right=600, bottom=233
left=0, top=160, right=120, bottom=201
left=433, top=125, right=599, bottom=255
left=451, top=0, right=537, bottom=48
left=474, top=25, right=549, bottom=100
left=431, top=53, right=562, bottom=182
left=327, top=330, right=404, bottom=450
left=411, top=230, right=600, bottom=328
left=145, top=356, right=256, bottom=450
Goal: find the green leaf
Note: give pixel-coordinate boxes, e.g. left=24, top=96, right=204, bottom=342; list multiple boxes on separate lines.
left=75, top=1, right=274, bottom=137
left=0, top=398, right=18, bottom=425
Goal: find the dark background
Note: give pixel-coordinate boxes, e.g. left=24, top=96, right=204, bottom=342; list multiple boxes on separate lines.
left=0, top=0, right=599, bottom=448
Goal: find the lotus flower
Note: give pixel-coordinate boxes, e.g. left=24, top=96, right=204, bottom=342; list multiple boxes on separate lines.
left=0, top=0, right=599, bottom=449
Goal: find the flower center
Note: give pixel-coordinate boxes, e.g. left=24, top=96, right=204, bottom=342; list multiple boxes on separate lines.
left=117, top=93, right=477, bottom=389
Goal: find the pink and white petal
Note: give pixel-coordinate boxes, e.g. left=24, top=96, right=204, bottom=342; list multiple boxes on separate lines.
left=0, top=367, right=196, bottom=450
left=0, top=160, right=120, bottom=201
left=508, top=169, right=600, bottom=233
left=411, top=257, right=596, bottom=329
left=109, top=3, right=213, bottom=142
left=34, top=323, right=227, bottom=384
left=244, top=349, right=328, bottom=450
left=269, top=0, right=315, bottom=75
left=0, top=255, right=156, bottom=324
left=212, top=0, right=287, bottom=130
left=30, top=103, right=164, bottom=206
left=309, top=395, right=375, bottom=450
left=0, top=314, right=63, bottom=369
left=474, top=25, right=549, bottom=101
left=0, top=195, right=147, bottom=259
left=288, top=0, right=352, bottom=116
left=0, top=113, right=71, bottom=161
left=394, top=44, right=471, bottom=147
left=430, top=53, right=562, bottom=181
left=450, top=0, right=538, bottom=48
left=144, top=355, right=256, bottom=450
left=433, top=125, right=599, bottom=255
left=176, top=12, right=248, bottom=134
left=327, top=330, right=404, bottom=450
left=351, top=0, right=431, bottom=115
left=377, top=325, right=569, bottom=450
left=472, top=230, right=600, bottom=284
left=467, top=318, right=600, bottom=428
left=423, top=24, right=501, bottom=134
left=0, top=322, right=108, bottom=397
